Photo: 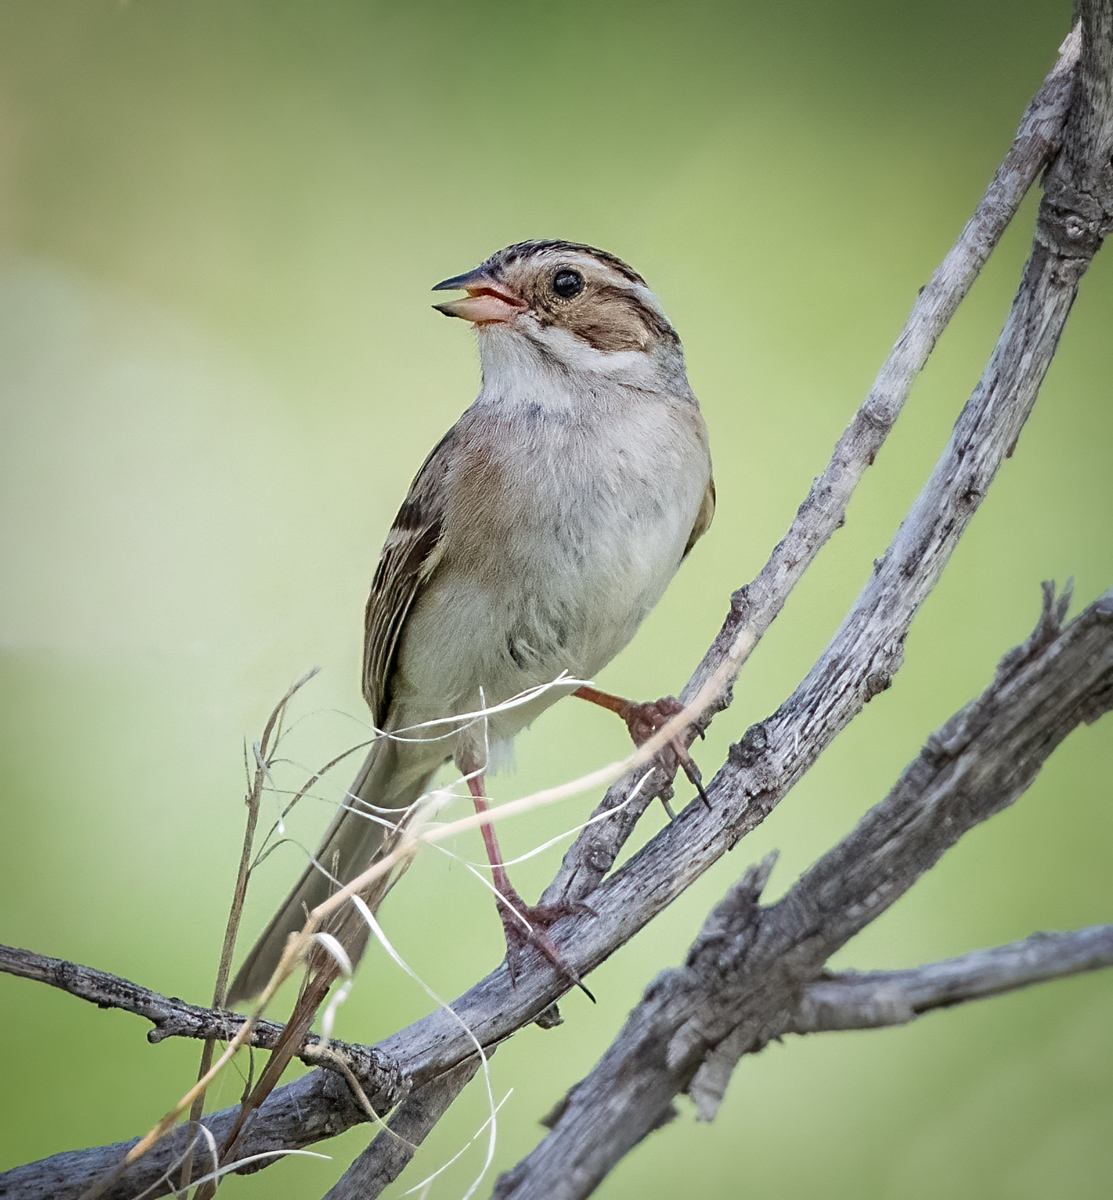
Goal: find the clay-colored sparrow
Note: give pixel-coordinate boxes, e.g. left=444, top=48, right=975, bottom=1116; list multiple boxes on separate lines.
left=229, top=241, right=714, bottom=1002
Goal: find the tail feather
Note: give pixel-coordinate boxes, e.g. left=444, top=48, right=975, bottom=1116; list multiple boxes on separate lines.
left=227, top=732, right=443, bottom=1003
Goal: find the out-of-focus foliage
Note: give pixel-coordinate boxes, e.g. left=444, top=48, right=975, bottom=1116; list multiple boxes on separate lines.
left=0, top=2, right=1109, bottom=1197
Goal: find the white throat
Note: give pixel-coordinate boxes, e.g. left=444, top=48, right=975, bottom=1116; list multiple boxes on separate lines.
left=475, top=320, right=689, bottom=411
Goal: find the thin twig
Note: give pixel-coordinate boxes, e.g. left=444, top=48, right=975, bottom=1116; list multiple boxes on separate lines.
left=180, top=670, right=318, bottom=1193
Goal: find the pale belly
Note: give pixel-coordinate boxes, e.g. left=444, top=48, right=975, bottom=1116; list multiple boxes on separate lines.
left=388, top=401, right=709, bottom=768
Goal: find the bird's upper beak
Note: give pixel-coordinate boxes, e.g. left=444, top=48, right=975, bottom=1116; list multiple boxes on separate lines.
left=432, top=266, right=527, bottom=325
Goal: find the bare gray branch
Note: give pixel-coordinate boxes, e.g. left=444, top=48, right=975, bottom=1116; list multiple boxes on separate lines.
left=0, top=945, right=404, bottom=1106
left=321, top=1058, right=484, bottom=1200
left=793, top=925, right=1113, bottom=1034
left=493, top=586, right=1113, bottom=1199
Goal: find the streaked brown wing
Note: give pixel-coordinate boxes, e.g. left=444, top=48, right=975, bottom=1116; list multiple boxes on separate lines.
left=683, top=476, right=716, bottom=559
left=361, top=429, right=455, bottom=727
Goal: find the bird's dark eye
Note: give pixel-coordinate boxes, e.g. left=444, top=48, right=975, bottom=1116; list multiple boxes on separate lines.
left=552, top=269, right=584, bottom=299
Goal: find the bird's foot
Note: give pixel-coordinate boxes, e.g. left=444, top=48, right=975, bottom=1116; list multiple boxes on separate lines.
left=619, top=696, right=711, bottom=810
left=495, top=889, right=596, bottom=1002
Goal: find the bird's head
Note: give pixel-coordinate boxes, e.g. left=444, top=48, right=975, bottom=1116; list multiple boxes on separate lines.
left=432, top=240, right=688, bottom=394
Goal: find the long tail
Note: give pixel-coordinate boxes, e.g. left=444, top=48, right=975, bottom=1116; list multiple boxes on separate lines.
left=227, top=732, right=442, bottom=1003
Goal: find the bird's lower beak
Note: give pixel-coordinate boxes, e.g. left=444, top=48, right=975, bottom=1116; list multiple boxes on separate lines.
left=432, top=267, right=527, bottom=325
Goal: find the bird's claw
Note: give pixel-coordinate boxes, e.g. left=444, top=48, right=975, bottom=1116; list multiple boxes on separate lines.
left=619, top=696, right=711, bottom=810
left=496, top=893, right=596, bottom=1002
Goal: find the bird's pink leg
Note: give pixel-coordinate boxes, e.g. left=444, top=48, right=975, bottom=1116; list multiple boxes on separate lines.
left=466, top=771, right=517, bottom=902
left=465, top=771, right=593, bottom=999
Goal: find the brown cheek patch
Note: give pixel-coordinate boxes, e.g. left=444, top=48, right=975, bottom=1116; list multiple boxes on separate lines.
left=563, top=288, right=654, bottom=352
left=572, top=317, right=648, bottom=353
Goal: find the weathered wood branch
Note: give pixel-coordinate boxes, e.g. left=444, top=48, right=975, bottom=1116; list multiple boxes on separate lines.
left=0, top=1061, right=380, bottom=1200
left=7, top=924, right=1110, bottom=1200
left=334, top=915, right=1113, bottom=1200
left=321, top=1056, right=484, bottom=1200
left=491, top=585, right=1113, bottom=1199
left=790, top=924, right=1113, bottom=1034
left=0, top=946, right=403, bottom=1104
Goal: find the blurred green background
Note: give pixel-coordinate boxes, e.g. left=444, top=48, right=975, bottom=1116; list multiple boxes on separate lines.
left=1, top=1, right=1110, bottom=1196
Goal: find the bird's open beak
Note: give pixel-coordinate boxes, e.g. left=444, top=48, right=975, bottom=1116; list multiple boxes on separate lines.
left=432, top=266, right=527, bottom=324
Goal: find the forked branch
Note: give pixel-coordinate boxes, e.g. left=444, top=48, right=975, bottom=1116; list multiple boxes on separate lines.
left=491, top=585, right=1113, bottom=1199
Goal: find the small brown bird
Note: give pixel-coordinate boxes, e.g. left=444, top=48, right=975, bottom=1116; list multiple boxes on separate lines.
left=228, top=241, right=714, bottom=1002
